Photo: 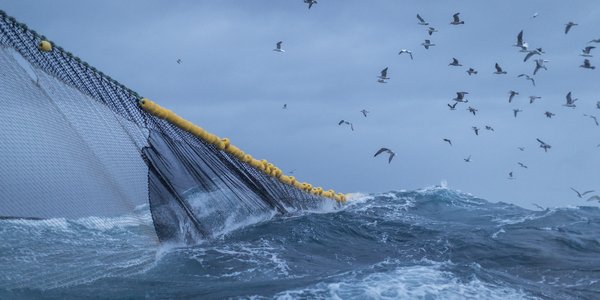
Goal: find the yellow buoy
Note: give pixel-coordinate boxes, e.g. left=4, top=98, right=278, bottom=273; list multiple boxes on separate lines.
left=38, top=40, right=52, bottom=52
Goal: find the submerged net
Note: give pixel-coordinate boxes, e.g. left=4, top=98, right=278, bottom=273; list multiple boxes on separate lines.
left=0, top=11, right=342, bottom=243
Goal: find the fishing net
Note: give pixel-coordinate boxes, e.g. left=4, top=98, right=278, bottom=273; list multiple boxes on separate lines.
left=0, top=11, right=341, bottom=243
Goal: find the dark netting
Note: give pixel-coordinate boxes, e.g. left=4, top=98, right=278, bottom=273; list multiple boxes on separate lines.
left=0, top=10, right=340, bottom=243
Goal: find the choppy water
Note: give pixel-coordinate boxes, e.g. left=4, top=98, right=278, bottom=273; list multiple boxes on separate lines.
left=1, top=187, right=599, bottom=299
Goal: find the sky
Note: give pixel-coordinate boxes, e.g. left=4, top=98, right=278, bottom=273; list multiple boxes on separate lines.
left=1, top=0, right=599, bottom=209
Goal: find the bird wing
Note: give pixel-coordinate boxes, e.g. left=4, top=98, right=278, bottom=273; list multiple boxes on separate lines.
left=453, top=13, right=460, bottom=22
left=381, top=67, right=388, bottom=77
left=570, top=187, right=581, bottom=197
left=277, top=41, right=282, bottom=49
left=374, top=148, right=390, bottom=157
left=417, top=14, right=425, bottom=23
left=495, top=63, right=502, bottom=72
left=452, top=58, right=459, bottom=64
left=582, top=190, right=595, bottom=196
left=517, top=30, right=523, bottom=44
left=565, top=24, right=570, bottom=34
left=524, top=52, right=535, bottom=62
left=350, top=123, right=354, bottom=131
left=566, top=92, right=572, bottom=102
left=409, top=52, right=413, bottom=60
left=587, top=195, right=600, bottom=202
left=536, top=138, right=545, bottom=145
left=388, top=152, right=395, bottom=163
left=338, top=120, right=344, bottom=125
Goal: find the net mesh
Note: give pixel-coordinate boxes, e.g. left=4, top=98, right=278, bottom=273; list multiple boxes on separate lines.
left=0, top=11, right=338, bottom=243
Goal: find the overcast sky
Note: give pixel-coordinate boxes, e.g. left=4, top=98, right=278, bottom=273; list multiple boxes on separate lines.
left=2, top=1, right=599, bottom=208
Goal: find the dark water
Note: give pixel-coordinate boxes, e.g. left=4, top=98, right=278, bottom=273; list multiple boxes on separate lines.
left=1, top=187, right=599, bottom=299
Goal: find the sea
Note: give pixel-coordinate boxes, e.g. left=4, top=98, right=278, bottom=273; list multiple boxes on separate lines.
left=1, top=186, right=599, bottom=299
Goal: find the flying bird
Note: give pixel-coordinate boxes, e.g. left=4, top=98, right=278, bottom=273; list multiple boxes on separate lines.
left=282, top=104, right=287, bottom=109
left=472, top=126, right=480, bottom=135
left=449, top=58, right=462, bottom=66
left=533, top=59, right=548, bottom=75
left=374, top=148, right=395, bottom=164
left=529, top=96, right=541, bottom=104
left=570, top=187, right=594, bottom=198
left=377, top=67, right=389, bottom=83
left=485, top=125, right=494, bottom=131
left=416, top=14, right=429, bottom=25
left=517, top=147, right=525, bottom=151
left=531, top=12, right=539, bottom=18
left=427, top=27, right=438, bottom=36
left=508, top=90, right=519, bottom=103
left=518, top=74, right=535, bottom=86
left=581, top=46, right=595, bottom=57
left=453, top=91, right=469, bottom=102
left=338, top=120, right=354, bottom=131
left=273, top=41, right=285, bottom=52
left=518, top=162, right=528, bottom=169
left=451, top=13, right=464, bottom=25
left=564, top=21, right=578, bottom=34
left=466, top=68, right=478, bottom=75
left=464, top=155, right=472, bottom=162
left=443, top=139, right=452, bottom=146
left=583, top=114, right=599, bottom=126
left=176, top=58, right=182, bottom=64
left=468, top=107, right=478, bottom=116
left=580, top=59, right=596, bottom=69
left=447, top=102, right=458, bottom=110
left=513, top=108, right=523, bottom=118
left=422, top=39, right=435, bottom=49
left=544, top=111, right=555, bottom=118
left=536, top=138, right=551, bottom=152
left=360, top=109, right=370, bottom=117
left=589, top=39, right=600, bottom=44
left=304, top=0, right=317, bottom=9
left=523, top=48, right=543, bottom=62
left=564, top=91, right=578, bottom=108
left=508, top=172, right=515, bottom=180
left=398, top=49, right=413, bottom=60
left=494, top=63, right=507, bottom=74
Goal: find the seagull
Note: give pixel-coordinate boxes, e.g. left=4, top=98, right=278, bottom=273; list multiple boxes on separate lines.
left=466, top=68, right=478, bottom=75
left=338, top=120, right=354, bottom=131
left=416, top=14, right=429, bottom=26
left=485, top=125, right=494, bottom=131
left=447, top=102, right=458, bottom=110
left=443, top=139, right=452, bottom=146
left=427, top=27, right=438, bottom=36
left=580, top=59, right=596, bottom=69
left=422, top=39, right=435, bottom=49
left=533, top=59, right=548, bottom=75
left=564, top=21, right=578, bottom=34
left=581, top=46, right=595, bottom=57
left=494, top=63, right=507, bottom=74
left=583, top=114, right=599, bottom=126
left=513, top=109, right=523, bottom=118
left=273, top=41, right=285, bottom=52
left=472, top=126, right=480, bottom=135
left=398, top=49, right=413, bottom=60
left=517, top=147, right=525, bottom=151
left=523, top=48, right=542, bottom=62
left=451, top=13, right=464, bottom=25
left=564, top=91, right=578, bottom=108
left=453, top=91, right=469, bottom=102
left=360, top=109, right=370, bottom=117
left=570, top=187, right=594, bottom=198
left=518, top=74, right=535, bottom=86
left=509, top=90, right=519, bottom=103
left=282, top=104, right=287, bottom=109
left=464, top=155, right=472, bottom=162
left=544, top=111, right=555, bottom=118
left=468, top=107, right=478, bottom=116
left=536, top=138, right=551, bottom=152
left=518, top=162, right=528, bottom=169
left=304, top=0, right=317, bottom=9
left=176, top=58, right=182, bottom=64
left=508, top=172, right=515, bottom=180
left=374, top=148, right=395, bottom=164
left=529, top=96, right=541, bottom=104
left=589, top=39, right=600, bottom=44
left=449, top=58, right=462, bottom=66
left=377, top=67, right=389, bottom=83
left=532, top=12, right=539, bottom=18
